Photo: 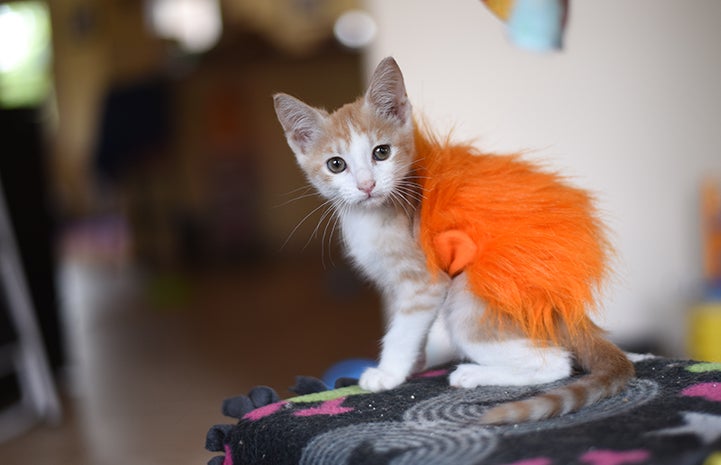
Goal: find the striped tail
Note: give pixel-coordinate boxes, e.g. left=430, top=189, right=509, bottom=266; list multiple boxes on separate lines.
left=480, top=323, right=635, bottom=425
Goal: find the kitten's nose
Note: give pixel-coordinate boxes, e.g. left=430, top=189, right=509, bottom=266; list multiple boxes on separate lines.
left=358, top=180, right=376, bottom=196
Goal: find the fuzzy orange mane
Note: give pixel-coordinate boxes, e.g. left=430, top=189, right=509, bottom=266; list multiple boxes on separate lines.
left=415, top=127, right=610, bottom=343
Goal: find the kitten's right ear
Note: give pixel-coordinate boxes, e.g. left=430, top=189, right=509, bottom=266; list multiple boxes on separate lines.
left=365, top=57, right=411, bottom=123
left=273, top=93, right=325, bottom=154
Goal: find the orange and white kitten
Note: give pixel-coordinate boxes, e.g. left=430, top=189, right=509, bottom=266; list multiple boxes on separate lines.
left=273, top=57, right=634, bottom=424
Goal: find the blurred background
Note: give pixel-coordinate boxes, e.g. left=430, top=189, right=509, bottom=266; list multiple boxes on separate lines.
left=0, top=0, right=719, bottom=464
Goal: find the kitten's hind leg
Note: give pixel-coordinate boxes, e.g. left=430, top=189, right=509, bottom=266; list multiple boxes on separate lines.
left=422, top=316, right=461, bottom=370
left=449, top=341, right=572, bottom=388
left=443, top=274, right=572, bottom=388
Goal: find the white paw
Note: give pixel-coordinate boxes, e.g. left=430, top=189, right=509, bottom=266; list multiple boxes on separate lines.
left=449, top=363, right=489, bottom=388
left=359, top=367, right=406, bottom=392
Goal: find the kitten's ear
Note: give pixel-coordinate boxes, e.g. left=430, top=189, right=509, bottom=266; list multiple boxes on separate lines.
left=273, top=93, right=325, bottom=154
left=365, top=57, right=411, bottom=123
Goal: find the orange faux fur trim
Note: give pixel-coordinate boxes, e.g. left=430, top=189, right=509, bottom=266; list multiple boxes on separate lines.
left=415, top=127, right=610, bottom=343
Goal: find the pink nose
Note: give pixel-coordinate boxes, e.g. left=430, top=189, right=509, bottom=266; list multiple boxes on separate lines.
left=358, top=180, right=376, bottom=195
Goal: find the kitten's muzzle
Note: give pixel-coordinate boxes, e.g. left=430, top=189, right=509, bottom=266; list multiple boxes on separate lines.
left=358, top=180, right=376, bottom=196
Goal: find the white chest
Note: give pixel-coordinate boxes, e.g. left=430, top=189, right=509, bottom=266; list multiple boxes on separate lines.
left=339, top=208, right=421, bottom=284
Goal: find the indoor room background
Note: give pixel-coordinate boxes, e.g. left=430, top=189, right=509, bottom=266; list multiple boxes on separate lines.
left=0, top=1, right=719, bottom=464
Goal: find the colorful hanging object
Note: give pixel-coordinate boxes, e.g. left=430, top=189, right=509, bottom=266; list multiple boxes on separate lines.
left=482, top=0, right=569, bottom=51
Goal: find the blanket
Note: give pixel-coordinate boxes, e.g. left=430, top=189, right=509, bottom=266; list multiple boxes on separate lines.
left=206, top=356, right=721, bottom=465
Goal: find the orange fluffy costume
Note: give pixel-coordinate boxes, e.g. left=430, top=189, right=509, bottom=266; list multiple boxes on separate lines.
left=415, top=127, right=610, bottom=343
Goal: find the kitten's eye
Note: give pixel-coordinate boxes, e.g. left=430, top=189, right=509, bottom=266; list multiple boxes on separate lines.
left=326, top=157, right=346, bottom=173
left=372, top=144, right=391, bottom=161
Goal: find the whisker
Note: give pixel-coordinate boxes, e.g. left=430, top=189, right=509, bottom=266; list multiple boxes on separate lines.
left=305, top=202, right=336, bottom=251
left=389, top=190, right=413, bottom=218
left=395, top=183, right=426, bottom=203
left=327, top=212, right=342, bottom=267
left=323, top=201, right=349, bottom=269
left=280, top=199, right=333, bottom=251
left=396, top=181, right=423, bottom=194
left=403, top=174, right=431, bottom=181
left=321, top=201, right=343, bottom=268
left=273, top=191, right=321, bottom=208
left=320, top=214, right=333, bottom=267
left=394, top=196, right=410, bottom=218
left=280, top=184, right=315, bottom=196
left=273, top=183, right=318, bottom=207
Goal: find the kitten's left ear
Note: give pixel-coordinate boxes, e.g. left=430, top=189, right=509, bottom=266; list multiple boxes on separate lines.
left=365, top=57, right=411, bottom=123
left=273, top=93, right=326, bottom=155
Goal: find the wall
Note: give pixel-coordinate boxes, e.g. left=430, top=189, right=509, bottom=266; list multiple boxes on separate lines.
left=364, top=0, right=721, bottom=354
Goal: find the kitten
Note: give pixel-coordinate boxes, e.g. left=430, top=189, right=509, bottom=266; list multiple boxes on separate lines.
left=273, top=57, right=634, bottom=424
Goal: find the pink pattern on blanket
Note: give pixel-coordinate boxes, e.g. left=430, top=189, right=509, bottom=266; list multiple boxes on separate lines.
left=293, top=398, right=354, bottom=417
left=681, top=382, right=721, bottom=402
left=242, top=401, right=287, bottom=421
left=580, top=449, right=650, bottom=465
left=413, top=369, right=450, bottom=378
left=223, top=444, right=233, bottom=465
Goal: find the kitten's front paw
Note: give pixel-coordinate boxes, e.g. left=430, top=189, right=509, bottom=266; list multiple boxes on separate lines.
left=359, top=367, right=406, bottom=392
left=449, top=364, right=488, bottom=388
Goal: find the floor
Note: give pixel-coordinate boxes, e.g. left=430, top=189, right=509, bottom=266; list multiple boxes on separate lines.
left=0, top=251, right=382, bottom=465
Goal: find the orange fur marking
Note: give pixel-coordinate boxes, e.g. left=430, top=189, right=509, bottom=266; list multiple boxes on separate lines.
left=415, top=127, right=609, bottom=343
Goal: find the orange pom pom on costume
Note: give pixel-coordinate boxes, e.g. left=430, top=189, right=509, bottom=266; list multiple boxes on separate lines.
left=415, top=127, right=610, bottom=343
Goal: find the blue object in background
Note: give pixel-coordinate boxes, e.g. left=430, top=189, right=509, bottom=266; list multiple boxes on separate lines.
left=508, top=0, right=566, bottom=51
left=322, top=358, right=377, bottom=388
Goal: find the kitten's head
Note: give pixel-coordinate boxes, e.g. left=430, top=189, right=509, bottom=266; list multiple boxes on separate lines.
left=273, top=57, right=415, bottom=209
